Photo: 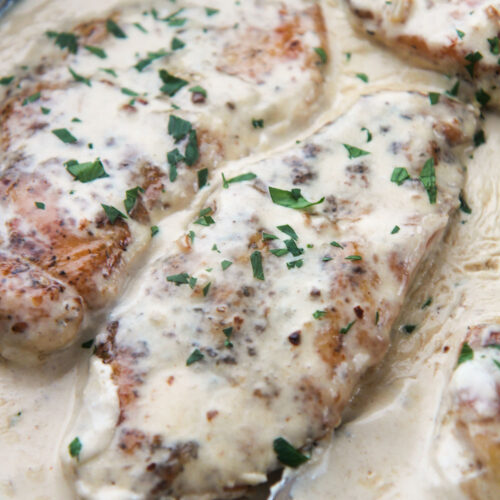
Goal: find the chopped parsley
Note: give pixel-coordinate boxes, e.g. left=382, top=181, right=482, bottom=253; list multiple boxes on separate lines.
left=314, top=47, right=327, bottom=64
left=402, top=324, right=416, bottom=334
left=203, top=282, right=211, bottom=296
left=35, top=201, right=45, bottom=210
left=121, top=87, right=139, bottom=97
left=69, top=67, right=91, bottom=86
left=313, top=310, right=326, bottom=319
left=221, top=260, right=232, bottom=271
left=167, top=273, right=190, bottom=285
left=159, top=69, right=188, bottom=96
left=262, top=232, right=278, bottom=241
left=277, top=224, right=298, bottom=241
left=68, top=437, right=82, bottom=459
left=106, top=19, right=127, bottom=38
left=124, top=186, right=145, bottom=214
left=356, top=73, right=368, bottom=83
left=464, top=51, right=483, bottom=78
left=375, top=311, right=380, bottom=325
left=171, top=37, right=185, bottom=50
left=167, top=148, right=183, bottom=182
left=185, top=130, right=199, bottom=166
left=100, top=67, right=117, bottom=77
left=421, top=297, right=432, bottom=309
left=198, top=168, right=209, bottom=189
left=446, top=81, right=460, bottom=97
left=361, top=127, right=372, bottom=142
left=269, top=187, right=324, bottom=210
left=459, top=191, right=472, bottom=214
left=0, top=76, right=14, bottom=85
left=252, top=118, right=264, bottom=129
left=273, top=437, right=309, bottom=468
left=133, top=22, right=148, bottom=33
left=391, top=167, right=411, bottom=185
left=189, top=277, right=197, bottom=289
left=457, top=342, right=473, bottom=365
left=222, top=172, right=256, bottom=188
left=52, top=128, right=77, bottom=144
left=223, top=327, right=233, bottom=348
left=22, top=91, right=41, bottom=106
left=345, top=255, right=362, bottom=261
left=488, top=36, right=499, bottom=55
left=250, top=250, right=264, bottom=280
left=270, top=248, right=289, bottom=257
left=456, top=29, right=465, bottom=40
left=46, top=31, right=79, bottom=54
left=84, top=45, right=107, bottom=59
left=102, top=204, right=127, bottom=224
left=135, top=49, right=167, bottom=71
left=429, top=92, right=440, bottom=105
left=168, top=115, right=192, bottom=141
left=284, top=239, right=303, bottom=257
left=391, top=225, right=400, bottom=234
left=66, top=159, right=109, bottom=183
left=186, top=348, right=204, bottom=366
left=41, top=107, right=51, bottom=115
left=164, top=8, right=187, bottom=26
left=419, top=158, right=437, bottom=204
left=330, top=241, right=343, bottom=249
left=188, top=231, right=195, bottom=243
left=475, top=88, right=491, bottom=107
left=343, top=143, right=370, bottom=159
left=151, top=225, right=159, bottom=237
left=474, top=129, right=485, bottom=147
left=189, top=85, right=207, bottom=97
left=206, top=7, right=219, bottom=16
left=81, top=339, right=94, bottom=349
left=286, top=259, right=303, bottom=269
left=194, top=207, right=215, bottom=226
left=340, top=320, right=355, bottom=334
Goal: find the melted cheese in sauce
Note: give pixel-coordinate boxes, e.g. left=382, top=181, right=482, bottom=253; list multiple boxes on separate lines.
left=0, top=0, right=498, bottom=499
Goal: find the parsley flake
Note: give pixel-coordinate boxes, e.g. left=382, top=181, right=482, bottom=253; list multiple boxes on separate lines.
left=464, top=51, right=483, bottom=78
left=286, top=259, right=303, bottom=269
left=343, top=143, right=370, bottom=159
left=419, top=158, right=437, bottom=204
left=446, top=80, right=460, bottom=97
left=206, top=7, right=219, bottom=16
left=391, top=167, right=411, bottom=185
left=168, top=115, right=192, bottom=141
left=474, top=129, right=485, bottom=147
left=284, top=239, right=303, bottom=257
left=488, top=36, right=499, bottom=55
left=340, top=320, right=355, bottom=334
left=69, top=437, right=82, bottom=459
left=22, top=91, right=41, bottom=106
left=277, top=224, right=298, bottom=241
left=189, top=85, right=207, bottom=97
left=124, top=186, right=145, bottom=214
left=313, top=310, right=326, bottom=319
left=345, top=255, right=362, bottom=261
left=151, top=226, right=159, bottom=237
left=84, top=45, right=107, bottom=58
left=457, top=342, right=473, bottom=365
left=222, top=172, right=256, bottom=188
left=52, top=128, right=77, bottom=144
left=356, top=73, right=368, bottom=83
left=81, top=339, right=94, bottom=349
left=167, top=273, right=190, bottom=285
left=250, top=250, right=264, bottom=280
left=421, top=297, right=432, bottom=309
left=102, top=204, right=127, bottom=224
left=133, top=22, right=148, bottom=33
left=252, top=118, right=264, bottom=129
left=429, top=92, right=440, bottom=105
left=314, top=47, right=328, bottom=64
left=459, top=191, right=472, bottom=214
left=35, top=201, right=45, bottom=210
left=185, top=130, right=199, bottom=166
left=186, top=348, right=204, bottom=366
left=330, top=241, right=343, bottom=249
left=171, top=37, right=185, bottom=50
left=66, top=159, right=109, bottom=183
left=361, top=127, right=372, bottom=142
left=159, top=69, right=188, bottom=96
left=391, top=225, right=400, bottom=234
left=167, top=148, right=184, bottom=181
left=203, top=282, right=211, bottom=296
left=194, top=207, right=215, bottom=226
left=270, top=248, right=289, bottom=257
left=198, top=168, right=209, bottom=189
left=456, top=29, right=465, bottom=39
left=273, top=437, right=309, bottom=468
left=262, top=232, right=278, bottom=241
left=221, top=260, right=232, bottom=271
left=46, top=31, right=79, bottom=54
left=402, top=324, right=416, bottom=334
left=41, top=107, right=51, bottom=115
left=223, top=327, right=233, bottom=348
left=69, top=67, right=91, bottom=86
left=0, top=76, right=14, bottom=85
left=269, top=187, right=324, bottom=210
left=106, top=19, right=127, bottom=38
left=475, top=88, right=491, bottom=107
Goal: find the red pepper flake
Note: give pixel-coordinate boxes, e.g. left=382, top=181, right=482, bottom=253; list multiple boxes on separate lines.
left=288, top=331, right=301, bottom=346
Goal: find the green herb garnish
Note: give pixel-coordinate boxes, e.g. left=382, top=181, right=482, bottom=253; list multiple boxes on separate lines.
left=186, top=348, right=204, bottom=366
left=343, top=143, right=370, bottom=159
left=269, top=187, right=324, bottom=210
left=457, top=342, right=473, bottom=365
left=102, top=204, right=127, bottom=224
left=273, top=437, right=309, bottom=468
left=419, top=158, right=437, bottom=204
left=52, top=128, right=77, bottom=144
left=250, top=250, right=264, bottom=280
left=66, top=159, right=109, bottom=183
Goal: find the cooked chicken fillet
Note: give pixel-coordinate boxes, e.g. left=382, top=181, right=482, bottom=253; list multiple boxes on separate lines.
left=345, top=0, right=500, bottom=108
left=436, top=324, right=500, bottom=499
left=63, top=91, right=478, bottom=499
left=0, top=0, right=328, bottom=362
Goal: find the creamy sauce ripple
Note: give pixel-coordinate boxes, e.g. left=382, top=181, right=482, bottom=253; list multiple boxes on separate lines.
left=0, top=0, right=499, bottom=499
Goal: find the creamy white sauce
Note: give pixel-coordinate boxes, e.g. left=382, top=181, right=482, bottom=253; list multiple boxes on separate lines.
left=0, top=0, right=498, bottom=499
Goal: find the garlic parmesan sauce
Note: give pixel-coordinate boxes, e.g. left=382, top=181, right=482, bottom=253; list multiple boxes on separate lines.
left=0, top=0, right=497, bottom=499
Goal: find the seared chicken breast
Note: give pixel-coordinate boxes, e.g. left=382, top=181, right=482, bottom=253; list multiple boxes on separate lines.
left=0, top=0, right=328, bottom=362
left=63, top=91, right=477, bottom=499
left=345, top=0, right=500, bottom=108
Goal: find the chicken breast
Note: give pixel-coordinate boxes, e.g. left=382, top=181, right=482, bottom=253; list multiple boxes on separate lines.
left=0, top=0, right=328, bottom=362
left=435, top=324, right=500, bottom=499
left=345, top=0, right=500, bottom=108
left=62, top=91, right=478, bottom=499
